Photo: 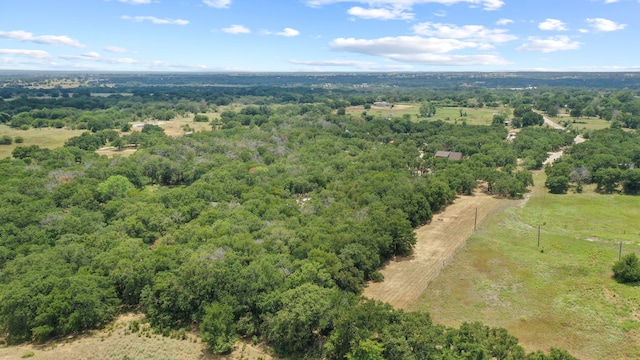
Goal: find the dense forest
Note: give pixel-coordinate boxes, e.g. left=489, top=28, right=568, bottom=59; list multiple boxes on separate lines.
left=3, top=71, right=639, bottom=359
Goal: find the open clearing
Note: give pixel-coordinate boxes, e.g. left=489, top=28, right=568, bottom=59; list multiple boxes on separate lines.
left=0, top=314, right=273, bottom=360
left=363, top=188, right=513, bottom=309
left=408, top=171, right=640, bottom=360
left=346, top=104, right=498, bottom=125
left=0, top=125, right=85, bottom=159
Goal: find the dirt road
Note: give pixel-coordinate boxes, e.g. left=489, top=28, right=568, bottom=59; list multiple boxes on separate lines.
left=541, top=116, right=585, bottom=165
left=363, top=190, right=507, bottom=309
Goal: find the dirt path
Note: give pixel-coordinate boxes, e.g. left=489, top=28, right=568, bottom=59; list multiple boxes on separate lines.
left=543, top=116, right=565, bottom=130
left=363, top=190, right=508, bottom=309
left=541, top=116, right=585, bottom=165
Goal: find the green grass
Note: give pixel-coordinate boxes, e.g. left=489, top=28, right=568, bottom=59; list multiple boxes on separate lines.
left=347, top=104, right=501, bottom=126
left=550, top=115, right=612, bottom=131
left=410, top=171, right=640, bottom=360
left=0, top=125, right=85, bottom=159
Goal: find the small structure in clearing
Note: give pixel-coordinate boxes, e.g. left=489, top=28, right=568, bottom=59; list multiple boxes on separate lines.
left=434, top=151, right=463, bottom=161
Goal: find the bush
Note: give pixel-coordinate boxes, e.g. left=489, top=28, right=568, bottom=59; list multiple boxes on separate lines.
left=613, top=253, right=640, bottom=283
left=0, top=135, right=12, bottom=145
left=193, top=114, right=209, bottom=122
left=14, top=136, right=24, bottom=144
left=545, top=175, right=569, bottom=194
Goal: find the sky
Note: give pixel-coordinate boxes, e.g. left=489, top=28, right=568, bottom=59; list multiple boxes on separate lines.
left=0, top=0, right=638, bottom=72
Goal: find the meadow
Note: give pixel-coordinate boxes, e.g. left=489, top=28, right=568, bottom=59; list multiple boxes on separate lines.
left=0, top=125, right=85, bottom=159
left=546, top=109, right=612, bottom=131
left=347, top=104, right=500, bottom=126
left=409, top=171, right=640, bottom=360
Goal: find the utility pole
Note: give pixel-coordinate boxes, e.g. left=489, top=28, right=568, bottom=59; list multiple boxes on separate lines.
left=619, top=242, right=623, bottom=261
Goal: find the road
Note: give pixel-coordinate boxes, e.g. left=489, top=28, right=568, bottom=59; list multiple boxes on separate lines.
left=542, top=116, right=585, bottom=165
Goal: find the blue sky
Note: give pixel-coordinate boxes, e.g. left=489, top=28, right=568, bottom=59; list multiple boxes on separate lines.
left=0, top=0, right=638, bottom=72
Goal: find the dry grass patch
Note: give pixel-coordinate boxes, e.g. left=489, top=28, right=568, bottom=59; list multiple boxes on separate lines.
left=0, top=314, right=273, bottom=360
left=363, top=189, right=513, bottom=309
left=95, top=147, right=138, bottom=158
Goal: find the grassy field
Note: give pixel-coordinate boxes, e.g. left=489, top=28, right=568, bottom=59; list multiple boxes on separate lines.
left=0, top=125, right=85, bottom=159
left=409, top=171, right=640, bottom=360
left=550, top=114, right=612, bottom=131
left=347, top=104, right=500, bottom=126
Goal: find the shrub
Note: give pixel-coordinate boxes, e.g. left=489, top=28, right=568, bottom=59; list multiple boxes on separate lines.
left=14, top=136, right=24, bottom=144
left=193, top=114, right=209, bottom=122
left=0, top=135, right=12, bottom=145
left=613, top=253, right=640, bottom=283
left=545, top=175, right=569, bottom=194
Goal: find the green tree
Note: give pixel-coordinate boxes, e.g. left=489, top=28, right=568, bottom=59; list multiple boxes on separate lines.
left=97, top=175, right=133, bottom=201
left=545, top=175, right=569, bottom=194
left=111, top=136, right=126, bottom=150
left=200, top=302, right=236, bottom=354
left=594, top=167, right=622, bottom=193
left=346, top=339, right=385, bottom=360
left=622, top=169, right=640, bottom=194
left=267, top=284, right=337, bottom=355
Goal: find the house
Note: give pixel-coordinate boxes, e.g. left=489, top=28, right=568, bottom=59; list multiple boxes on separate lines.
left=434, top=151, right=463, bottom=161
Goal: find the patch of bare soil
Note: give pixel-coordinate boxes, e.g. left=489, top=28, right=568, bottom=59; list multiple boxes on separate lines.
left=96, top=147, right=138, bottom=157
left=363, top=189, right=512, bottom=309
left=0, top=314, right=273, bottom=360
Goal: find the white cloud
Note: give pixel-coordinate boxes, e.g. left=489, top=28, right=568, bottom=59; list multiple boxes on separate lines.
left=496, top=18, right=513, bottom=26
left=222, top=24, right=250, bottom=34
left=0, top=30, right=84, bottom=48
left=604, top=0, right=619, bottom=3
left=0, top=48, right=51, bottom=59
left=276, top=28, right=300, bottom=37
left=538, top=18, right=568, bottom=31
left=328, top=35, right=509, bottom=65
left=390, top=53, right=508, bottom=65
left=517, top=36, right=581, bottom=53
left=118, top=0, right=152, bottom=4
left=331, top=36, right=481, bottom=55
left=433, top=10, right=447, bottom=17
left=289, top=59, right=414, bottom=70
left=121, top=15, right=189, bottom=25
left=82, top=51, right=101, bottom=59
left=306, top=0, right=504, bottom=11
left=104, top=45, right=128, bottom=53
left=203, top=0, right=232, bottom=8
left=412, top=22, right=517, bottom=43
left=347, top=6, right=414, bottom=20
left=586, top=18, right=626, bottom=32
